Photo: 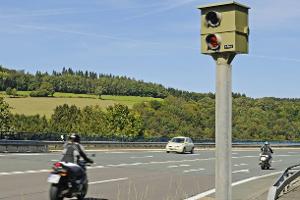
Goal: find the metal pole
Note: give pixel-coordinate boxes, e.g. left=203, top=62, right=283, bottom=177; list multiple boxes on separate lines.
left=213, top=53, right=235, bottom=200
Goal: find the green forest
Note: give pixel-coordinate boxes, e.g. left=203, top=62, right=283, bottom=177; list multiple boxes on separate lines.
left=1, top=66, right=300, bottom=141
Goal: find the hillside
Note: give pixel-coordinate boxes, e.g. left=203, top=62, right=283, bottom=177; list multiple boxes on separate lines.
left=1, top=92, right=162, bottom=118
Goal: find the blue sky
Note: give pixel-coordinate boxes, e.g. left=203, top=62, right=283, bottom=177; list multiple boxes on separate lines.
left=0, top=0, right=300, bottom=98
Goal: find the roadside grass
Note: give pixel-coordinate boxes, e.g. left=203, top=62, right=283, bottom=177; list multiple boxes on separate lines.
left=1, top=91, right=163, bottom=118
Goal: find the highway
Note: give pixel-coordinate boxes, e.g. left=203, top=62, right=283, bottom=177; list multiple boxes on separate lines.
left=0, top=149, right=300, bottom=200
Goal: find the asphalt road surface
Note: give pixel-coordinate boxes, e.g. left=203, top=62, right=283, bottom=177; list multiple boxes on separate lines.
left=1, top=148, right=300, bottom=200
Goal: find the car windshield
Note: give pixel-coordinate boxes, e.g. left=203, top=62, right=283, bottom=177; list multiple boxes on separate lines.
left=171, top=138, right=185, bottom=143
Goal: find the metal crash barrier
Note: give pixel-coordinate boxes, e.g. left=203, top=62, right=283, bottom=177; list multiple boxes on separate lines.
left=267, top=164, right=300, bottom=200
left=0, top=140, right=48, bottom=153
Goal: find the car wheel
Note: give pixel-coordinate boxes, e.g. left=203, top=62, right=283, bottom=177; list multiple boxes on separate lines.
left=166, top=151, right=170, bottom=153
left=182, top=147, right=186, bottom=154
left=190, top=147, right=194, bottom=154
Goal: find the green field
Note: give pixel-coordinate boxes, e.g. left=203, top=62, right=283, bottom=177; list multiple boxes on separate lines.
left=1, top=91, right=162, bottom=118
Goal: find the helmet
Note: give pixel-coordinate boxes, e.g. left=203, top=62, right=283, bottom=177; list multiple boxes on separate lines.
left=264, top=141, right=269, bottom=145
left=69, top=133, right=80, bottom=143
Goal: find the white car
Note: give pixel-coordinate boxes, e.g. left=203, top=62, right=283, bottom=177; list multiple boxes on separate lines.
left=165, top=136, right=194, bottom=154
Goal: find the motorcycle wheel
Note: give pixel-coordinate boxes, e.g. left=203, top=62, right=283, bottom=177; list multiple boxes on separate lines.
left=77, top=182, right=88, bottom=200
left=50, top=185, right=63, bottom=200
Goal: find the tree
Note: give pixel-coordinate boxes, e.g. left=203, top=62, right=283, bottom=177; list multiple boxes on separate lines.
left=40, top=82, right=55, bottom=96
left=30, top=82, right=55, bottom=97
left=0, top=97, right=11, bottom=135
left=5, top=87, right=12, bottom=95
left=50, top=104, right=81, bottom=133
left=95, top=86, right=103, bottom=99
left=11, top=88, right=17, bottom=97
left=106, top=104, right=142, bottom=140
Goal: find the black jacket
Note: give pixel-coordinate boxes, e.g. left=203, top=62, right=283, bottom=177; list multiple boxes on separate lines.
left=61, top=142, right=93, bottom=164
left=260, top=145, right=273, bottom=154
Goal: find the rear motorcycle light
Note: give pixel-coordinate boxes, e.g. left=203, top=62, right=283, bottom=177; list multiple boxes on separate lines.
left=53, top=162, right=62, bottom=169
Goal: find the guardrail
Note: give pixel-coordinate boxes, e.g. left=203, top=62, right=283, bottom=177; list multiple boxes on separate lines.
left=1, top=140, right=300, bottom=153
left=0, top=140, right=48, bottom=153
left=267, top=164, right=300, bottom=200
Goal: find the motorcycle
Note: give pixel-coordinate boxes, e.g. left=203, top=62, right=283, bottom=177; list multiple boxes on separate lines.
left=259, top=153, right=272, bottom=170
left=48, top=160, right=91, bottom=200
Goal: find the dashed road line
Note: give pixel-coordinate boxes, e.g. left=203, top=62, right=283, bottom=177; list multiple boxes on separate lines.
left=105, top=152, right=128, bottom=154
left=183, top=168, right=205, bottom=173
left=240, top=163, right=248, bottom=166
left=89, top=177, right=128, bottom=185
left=232, top=169, right=249, bottom=174
left=130, top=155, right=153, bottom=159
left=168, top=165, right=178, bottom=168
left=180, top=164, right=190, bottom=167
left=234, top=163, right=248, bottom=167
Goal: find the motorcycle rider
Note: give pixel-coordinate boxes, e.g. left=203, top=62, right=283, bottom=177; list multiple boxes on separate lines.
left=61, top=133, right=93, bottom=190
left=260, top=141, right=274, bottom=159
left=61, top=133, right=93, bottom=164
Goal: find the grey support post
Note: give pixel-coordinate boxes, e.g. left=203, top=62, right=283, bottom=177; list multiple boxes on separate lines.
left=213, top=53, right=235, bottom=200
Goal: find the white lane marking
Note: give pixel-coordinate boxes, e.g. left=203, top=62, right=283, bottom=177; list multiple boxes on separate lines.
left=87, top=165, right=105, bottom=169
left=232, top=156, right=256, bottom=159
left=105, top=152, right=128, bottom=154
left=107, top=164, right=126, bottom=167
left=0, top=153, right=57, bottom=156
left=168, top=164, right=190, bottom=168
left=272, top=160, right=282, bottom=163
left=240, top=163, right=248, bottom=166
left=91, top=165, right=105, bottom=169
left=180, top=164, right=190, bottom=167
left=11, top=171, right=24, bottom=174
left=25, top=170, right=39, bottom=174
left=232, top=153, right=238, bottom=155
left=0, top=169, right=50, bottom=176
left=130, top=155, right=153, bottom=159
left=184, top=171, right=283, bottom=200
left=234, top=163, right=248, bottom=167
left=183, top=168, right=205, bottom=173
left=39, top=169, right=51, bottom=172
left=89, top=177, right=128, bottom=185
left=232, top=169, right=249, bottom=174
left=130, top=162, right=142, bottom=166
left=168, top=165, right=178, bottom=168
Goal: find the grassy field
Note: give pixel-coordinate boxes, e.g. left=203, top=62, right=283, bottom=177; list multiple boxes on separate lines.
left=1, top=91, right=162, bottom=118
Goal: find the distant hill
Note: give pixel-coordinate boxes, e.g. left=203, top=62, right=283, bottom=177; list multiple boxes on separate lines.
left=0, top=65, right=246, bottom=101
